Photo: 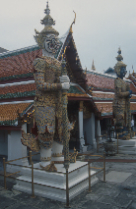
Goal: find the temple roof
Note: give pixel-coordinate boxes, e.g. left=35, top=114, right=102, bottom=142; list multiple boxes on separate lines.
left=0, top=82, right=35, bottom=100
left=92, top=91, right=114, bottom=101
left=86, top=71, right=115, bottom=91
left=131, top=103, right=136, bottom=113
left=85, top=70, right=136, bottom=117
left=95, top=102, right=113, bottom=117
left=0, top=83, right=90, bottom=125
left=86, top=70, right=131, bottom=91
left=0, top=46, right=42, bottom=82
left=0, top=81, right=88, bottom=99
left=0, top=102, right=32, bottom=126
left=0, top=47, right=8, bottom=53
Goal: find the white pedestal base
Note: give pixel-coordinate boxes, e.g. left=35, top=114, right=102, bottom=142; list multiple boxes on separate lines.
left=13, top=161, right=99, bottom=202
left=113, top=137, right=136, bottom=154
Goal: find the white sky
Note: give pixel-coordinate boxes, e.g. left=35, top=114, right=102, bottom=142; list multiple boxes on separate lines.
left=1, top=0, right=136, bottom=73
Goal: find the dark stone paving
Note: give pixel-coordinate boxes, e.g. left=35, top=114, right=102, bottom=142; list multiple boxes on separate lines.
left=0, top=154, right=136, bottom=208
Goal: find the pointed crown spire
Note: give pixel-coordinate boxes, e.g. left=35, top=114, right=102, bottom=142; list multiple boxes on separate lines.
left=114, top=48, right=127, bottom=75
left=34, top=2, right=59, bottom=48
left=44, top=2, right=50, bottom=15
left=116, top=48, right=123, bottom=62
left=41, top=2, right=56, bottom=27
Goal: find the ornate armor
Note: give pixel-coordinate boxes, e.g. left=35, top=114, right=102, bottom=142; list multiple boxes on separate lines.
left=33, top=56, right=63, bottom=149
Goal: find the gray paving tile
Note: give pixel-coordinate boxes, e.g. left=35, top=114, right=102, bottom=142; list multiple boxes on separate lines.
left=6, top=202, right=38, bottom=209
left=0, top=196, right=16, bottom=209
left=128, top=201, right=136, bottom=209
left=0, top=154, right=136, bottom=209
left=82, top=201, right=120, bottom=209
left=98, top=195, right=132, bottom=208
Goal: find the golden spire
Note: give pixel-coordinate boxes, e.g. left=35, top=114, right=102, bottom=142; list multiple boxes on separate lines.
left=132, top=65, right=134, bottom=74
left=91, top=60, right=96, bottom=71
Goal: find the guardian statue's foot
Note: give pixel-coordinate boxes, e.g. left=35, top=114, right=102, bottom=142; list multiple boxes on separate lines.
left=40, top=161, right=57, bottom=172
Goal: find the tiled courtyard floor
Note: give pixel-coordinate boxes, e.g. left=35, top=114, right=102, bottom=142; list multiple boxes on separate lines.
left=0, top=154, right=136, bottom=209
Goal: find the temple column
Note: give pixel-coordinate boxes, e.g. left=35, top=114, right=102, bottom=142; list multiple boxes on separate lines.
left=78, top=101, right=86, bottom=152
left=96, top=119, right=102, bottom=140
left=90, top=113, right=96, bottom=149
left=21, top=123, right=29, bottom=166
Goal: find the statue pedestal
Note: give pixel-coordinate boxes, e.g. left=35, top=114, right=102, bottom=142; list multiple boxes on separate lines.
left=13, top=161, right=98, bottom=202
left=113, top=137, right=136, bottom=154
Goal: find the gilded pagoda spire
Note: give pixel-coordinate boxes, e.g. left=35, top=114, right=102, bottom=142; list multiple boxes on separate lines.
left=91, top=60, right=96, bottom=71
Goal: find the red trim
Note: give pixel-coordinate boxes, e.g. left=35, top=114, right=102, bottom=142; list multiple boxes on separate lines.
left=68, top=96, right=91, bottom=101
left=0, top=126, right=21, bottom=131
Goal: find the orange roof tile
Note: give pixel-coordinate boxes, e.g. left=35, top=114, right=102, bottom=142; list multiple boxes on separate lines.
left=0, top=83, right=36, bottom=95
left=67, top=93, right=89, bottom=97
left=86, top=74, right=114, bottom=90
left=131, top=95, right=136, bottom=100
left=95, top=102, right=136, bottom=115
left=95, top=103, right=113, bottom=114
left=92, top=92, right=114, bottom=99
left=0, top=49, right=42, bottom=79
left=0, top=103, right=32, bottom=123
left=130, top=83, right=136, bottom=93
left=130, top=103, right=136, bottom=111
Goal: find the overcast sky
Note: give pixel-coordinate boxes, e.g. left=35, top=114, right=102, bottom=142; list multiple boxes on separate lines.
left=1, top=0, right=136, bottom=73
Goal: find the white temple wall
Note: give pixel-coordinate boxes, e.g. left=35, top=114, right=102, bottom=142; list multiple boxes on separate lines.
left=83, top=113, right=96, bottom=149
left=78, top=111, right=84, bottom=146
left=95, top=120, right=102, bottom=140
left=7, top=124, right=29, bottom=173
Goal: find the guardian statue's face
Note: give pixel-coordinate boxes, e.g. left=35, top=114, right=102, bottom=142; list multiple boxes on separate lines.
left=118, top=67, right=127, bottom=79
left=44, top=34, right=61, bottom=54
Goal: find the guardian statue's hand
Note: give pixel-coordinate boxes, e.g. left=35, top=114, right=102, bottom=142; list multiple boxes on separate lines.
left=60, top=75, right=70, bottom=83
left=61, top=82, right=70, bottom=90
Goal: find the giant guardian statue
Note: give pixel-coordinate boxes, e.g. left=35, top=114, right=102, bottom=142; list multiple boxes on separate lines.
left=113, top=48, right=132, bottom=140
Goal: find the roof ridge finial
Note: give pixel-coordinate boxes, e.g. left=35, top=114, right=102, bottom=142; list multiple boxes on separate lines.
left=69, top=11, right=76, bottom=33
left=91, top=59, right=96, bottom=71
left=44, top=1, right=50, bottom=15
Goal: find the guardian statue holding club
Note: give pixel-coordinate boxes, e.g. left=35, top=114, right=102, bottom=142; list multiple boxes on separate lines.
left=21, top=2, right=72, bottom=171
left=113, top=48, right=132, bottom=140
